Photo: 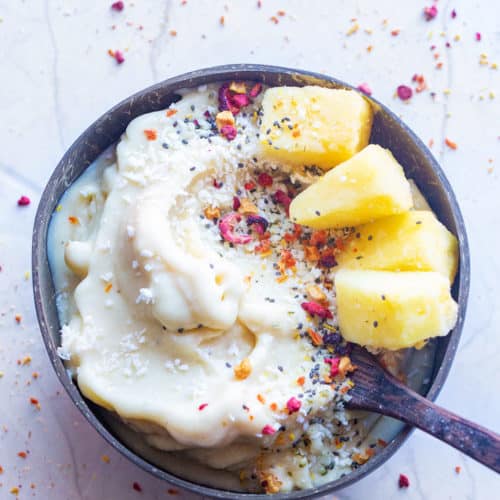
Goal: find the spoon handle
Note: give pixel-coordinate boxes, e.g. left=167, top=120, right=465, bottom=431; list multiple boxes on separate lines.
left=355, top=373, right=500, bottom=472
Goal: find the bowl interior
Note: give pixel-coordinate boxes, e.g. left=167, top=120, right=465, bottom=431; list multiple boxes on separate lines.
left=32, top=64, right=469, bottom=499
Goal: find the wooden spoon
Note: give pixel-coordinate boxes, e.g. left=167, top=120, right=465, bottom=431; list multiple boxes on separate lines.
left=347, top=345, right=500, bottom=473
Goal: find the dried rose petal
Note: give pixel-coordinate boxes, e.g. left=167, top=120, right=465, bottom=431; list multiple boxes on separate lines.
left=357, top=83, right=372, bottom=96
left=17, top=196, right=31, bottom=206
left=111, top=1, right=124, bottom=11
left=231, top=93, right=251, bottom=108
left=219, top=212, right=252, bottom=244
left=286, top=397, right=301, bottom=413
left=218, top=83, right=231, bottom=110
left=218, top=84, right=239, bottom=114
left=114, top=50, right=125, bottom=64
left=262, top=424, right=276, bottom=435
left=249, top=82, right=263, bottom=98
left=232, top=196, right=241, bottom=210
left=398, top=474, right=410, bottom=488
left=423, top=5, right=438, bottom=21
left=247, top=215, right=269, bottom=235
left=475, top=32, right=482, bottom=41
left=451, top=9, right=457, bottom=19
left=325, top=357, right=340, bottom=377
left=397, top=85, right=413, bottom=100
left=273, top=189, right=291, bottom=215
left=257, top=172, right=273, bottom=187
left=198, top=403, right=208, bottom=411
left=220, top=124, right=237, bottom=141
left=301, top=301, right=333, bottom=319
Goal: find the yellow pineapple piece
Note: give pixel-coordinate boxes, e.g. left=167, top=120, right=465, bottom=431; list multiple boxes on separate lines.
left=335, top=269, right=458, bottom=350
left=260, top=86, right=373, bottom=169
left=337, top=211, right=459, bottom=282
left=408, top=179, right=431, bottom=211
left=289, top=145, right=413, bottom=229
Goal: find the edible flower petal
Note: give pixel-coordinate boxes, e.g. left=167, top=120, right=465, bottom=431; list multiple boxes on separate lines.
left=249, top=83, right=263, bottom=98
left=286, top=397, right=301, bottom=413
left=398, top=473, right=410, bottom=488
left=423, top=5, right=438, bottom=21
left=219, top=212, right=252, bottom=244
left=231, top=93, right=251, bottom=108
left=220, top=124, right=237, bottom=141
left=273, top=189, right=291, bottom=215
left=357, top=83, right=372, bottom=96
left=301, top=301, right=333, bottom=319
left=397, top=85, right=413, bottom=100
left=246, top=215, right=269, bottom=235
left=325, top=357, right=340, bottom=377
left=111, top=1, right=124, bottom=11
left=257, top=172, right=273, bottom=187
left=218, top=83, right=238, bottom=114
left=113, top=50, right=125, bottom=64
left=262, top=424, right=276, bottom=435
left=17, top=196, right=31, bottom=206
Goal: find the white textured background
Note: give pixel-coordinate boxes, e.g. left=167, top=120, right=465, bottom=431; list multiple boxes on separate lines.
left=0, top=1, right=499, bottom=499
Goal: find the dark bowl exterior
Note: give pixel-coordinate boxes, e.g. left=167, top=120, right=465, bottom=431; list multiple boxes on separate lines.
left=32, top=64, right=470, bottom=499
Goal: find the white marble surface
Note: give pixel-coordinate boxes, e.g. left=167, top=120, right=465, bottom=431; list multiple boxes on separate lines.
left=0, top=0, right=499, bottom=498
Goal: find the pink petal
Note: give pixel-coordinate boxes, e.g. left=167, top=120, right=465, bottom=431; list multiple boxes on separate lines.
left=357, top=83, right=372, bottom=96
left=17, top=196, right=31, bottom=206
left=286, top=397, right=301, bottom=413
left=262, top=424, right=276, bottom=435
left=397, top=85, right=413, bottom=100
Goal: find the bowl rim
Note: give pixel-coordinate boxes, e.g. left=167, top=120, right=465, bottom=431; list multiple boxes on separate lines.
left=32, top=63, right=470, bottom=499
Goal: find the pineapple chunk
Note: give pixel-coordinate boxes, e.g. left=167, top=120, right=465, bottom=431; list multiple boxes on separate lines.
left=335, top=269, right=458, bottom=350
left=409, top=179, right=431, bottom=211
left=289, top=144, right=413, bottom=229
left=337, top=211, right=459, bottom=282
left=260, top=86, right=373, bottom=169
